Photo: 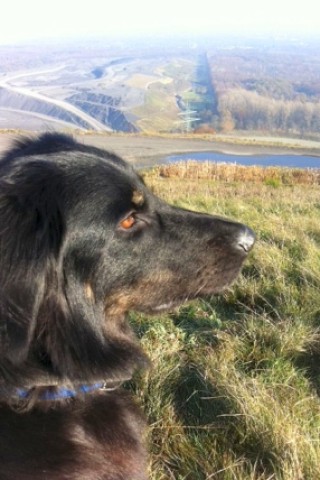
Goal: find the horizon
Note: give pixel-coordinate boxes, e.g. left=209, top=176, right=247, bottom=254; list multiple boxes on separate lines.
left=1, top=0, right=320, bottom=46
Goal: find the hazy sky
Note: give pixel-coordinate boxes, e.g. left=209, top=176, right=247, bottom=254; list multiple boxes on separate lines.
left=1, top=0, right=319, bottom=44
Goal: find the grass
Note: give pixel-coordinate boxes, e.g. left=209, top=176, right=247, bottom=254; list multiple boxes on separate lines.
left=154, top=161, right=320, bottom=186
left=132, top=85, right=179, bottom=132
left=130, top=58, right=193, bottom=132
left=128, top=163, right=320, bottom=480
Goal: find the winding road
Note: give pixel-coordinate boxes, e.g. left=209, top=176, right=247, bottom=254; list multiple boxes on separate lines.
left=0, top=66, right=111, bottom=131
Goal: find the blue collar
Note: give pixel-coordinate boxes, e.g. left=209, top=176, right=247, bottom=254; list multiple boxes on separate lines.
left=16, top=382, right=105, bottom=401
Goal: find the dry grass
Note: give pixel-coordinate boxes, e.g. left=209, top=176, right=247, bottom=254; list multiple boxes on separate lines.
left=153, top=161, right=320, bottom=185
left=128, top=164, right=320, bottom=480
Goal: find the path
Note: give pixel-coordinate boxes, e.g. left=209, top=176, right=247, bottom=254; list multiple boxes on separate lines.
left=0, top=66, right=111, bottom=131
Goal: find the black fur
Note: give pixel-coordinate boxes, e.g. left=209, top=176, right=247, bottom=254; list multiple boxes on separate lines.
left=0, top=133, right=254, bottom=479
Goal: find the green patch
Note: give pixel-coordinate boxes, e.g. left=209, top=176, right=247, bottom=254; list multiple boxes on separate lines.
left=264, top=177, right=281, bottom=188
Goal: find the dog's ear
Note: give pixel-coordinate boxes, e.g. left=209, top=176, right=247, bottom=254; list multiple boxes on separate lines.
left=0, top=161, right=65, bottom=363
left=46, top=238, right=129, bottom=376
left=40, top=237, right=148, bottom=381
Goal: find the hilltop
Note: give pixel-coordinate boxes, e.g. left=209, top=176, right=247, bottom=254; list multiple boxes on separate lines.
left=132, top=163, right=320, bottom=479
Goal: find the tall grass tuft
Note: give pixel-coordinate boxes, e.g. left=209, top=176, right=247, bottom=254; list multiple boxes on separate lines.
left=129, top=163, right=320, bottom=479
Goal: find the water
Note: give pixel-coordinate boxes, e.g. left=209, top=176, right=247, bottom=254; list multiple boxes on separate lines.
left=166, top=152, right=320, bottom=169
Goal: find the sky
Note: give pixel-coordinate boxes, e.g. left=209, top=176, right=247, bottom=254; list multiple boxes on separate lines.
left=0, top=0, right=319, bottom=44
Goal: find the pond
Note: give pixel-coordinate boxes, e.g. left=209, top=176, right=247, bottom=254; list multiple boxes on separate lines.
left=165, top=152, right=320, bottom=169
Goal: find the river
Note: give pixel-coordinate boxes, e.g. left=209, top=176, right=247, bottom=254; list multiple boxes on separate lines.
left=165, top=152, right=320, bottom=169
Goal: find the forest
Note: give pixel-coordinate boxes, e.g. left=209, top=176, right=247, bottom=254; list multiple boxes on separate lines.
left=206, top=39, right=320, bottom=137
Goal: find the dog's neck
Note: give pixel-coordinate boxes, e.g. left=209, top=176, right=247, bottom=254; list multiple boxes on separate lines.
left=7, top=379, right=126, bottom=403
left=16, top=382, right=105, bottom=401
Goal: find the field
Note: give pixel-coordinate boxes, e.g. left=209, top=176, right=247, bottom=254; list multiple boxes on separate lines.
left=129, top=163, right=320, bottom=479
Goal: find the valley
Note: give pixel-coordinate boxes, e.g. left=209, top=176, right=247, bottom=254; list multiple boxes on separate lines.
left=1, top=35, right=320, bottom=140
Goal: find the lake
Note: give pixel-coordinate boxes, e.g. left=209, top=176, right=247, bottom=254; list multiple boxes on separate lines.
left=166, top=152, right=320, bottom=169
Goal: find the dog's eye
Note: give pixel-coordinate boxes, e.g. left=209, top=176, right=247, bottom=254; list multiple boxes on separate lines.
left=118, top=212, right=151, bottom=234
left=119, top=214, right=136, bottom=230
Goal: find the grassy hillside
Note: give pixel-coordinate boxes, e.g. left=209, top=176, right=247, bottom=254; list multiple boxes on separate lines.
left=129, top=163, right=320, bottom=480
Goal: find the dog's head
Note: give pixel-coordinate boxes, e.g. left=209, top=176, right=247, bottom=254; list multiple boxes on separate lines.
left=0, top=133, right=254, bottom=388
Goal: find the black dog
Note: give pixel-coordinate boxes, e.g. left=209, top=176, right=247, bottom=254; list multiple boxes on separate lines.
left=0, top=133, right=254, bottom=479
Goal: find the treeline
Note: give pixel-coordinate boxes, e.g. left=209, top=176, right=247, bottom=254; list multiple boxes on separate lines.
left=217, top=88, right=320, bottom=135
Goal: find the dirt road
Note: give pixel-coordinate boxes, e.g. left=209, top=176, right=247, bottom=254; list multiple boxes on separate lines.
left=0, top=68, right=111, bottom=132
left=0, top=132, right=319, bottom=167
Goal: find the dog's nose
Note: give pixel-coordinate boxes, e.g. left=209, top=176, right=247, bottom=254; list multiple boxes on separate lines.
left=236, top=227, right=255, bottom=253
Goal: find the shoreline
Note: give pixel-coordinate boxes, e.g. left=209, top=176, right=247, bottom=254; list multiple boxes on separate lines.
left=0, top=131, right=319, bottom=166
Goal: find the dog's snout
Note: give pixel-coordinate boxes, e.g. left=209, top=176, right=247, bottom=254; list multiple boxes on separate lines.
left=205, top=218, right=255, bottom=254
left=236, top=226, right=255, bottom=253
